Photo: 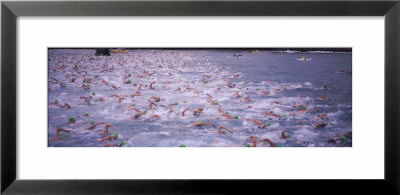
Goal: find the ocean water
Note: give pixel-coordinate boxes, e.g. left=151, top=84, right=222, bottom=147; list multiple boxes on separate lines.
left=48, top=49, right=352, bottom=147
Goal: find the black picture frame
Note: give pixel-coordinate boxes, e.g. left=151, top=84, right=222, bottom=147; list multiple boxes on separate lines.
left=1, top=0, right=399, bottom=194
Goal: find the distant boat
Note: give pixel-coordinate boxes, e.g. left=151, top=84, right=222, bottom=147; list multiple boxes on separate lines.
left=251, top=50, right=260, bottom=54
left=234, top=53, right=243, bottom=58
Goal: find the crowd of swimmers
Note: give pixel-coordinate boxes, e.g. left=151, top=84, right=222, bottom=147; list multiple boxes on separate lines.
left=48, top=50, right=351, bottom=147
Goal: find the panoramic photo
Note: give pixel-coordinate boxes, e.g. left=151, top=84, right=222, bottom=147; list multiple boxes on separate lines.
left=48, top=48, right=352, bottom=147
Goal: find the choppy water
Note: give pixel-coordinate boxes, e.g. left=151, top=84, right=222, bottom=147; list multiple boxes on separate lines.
left=48, top=49, right=352, bottom=147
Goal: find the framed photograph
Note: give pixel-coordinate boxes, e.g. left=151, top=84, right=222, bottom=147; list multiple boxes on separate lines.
left=2, top=0, right=399, bottom=194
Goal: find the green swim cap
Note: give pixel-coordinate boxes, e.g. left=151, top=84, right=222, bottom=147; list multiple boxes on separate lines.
left=119, top=141, right=127, bottom=147
left=112, top=133, right=118, bottom=139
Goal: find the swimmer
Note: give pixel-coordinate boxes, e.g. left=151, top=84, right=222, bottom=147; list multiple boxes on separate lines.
left=298, top=108, right=318, bottom=114
left=149, top=96, right=161, bottom=102
left=49, top=77, right=59, bottom=84
left=315, top=123, right=328, bottom=128
left=59, top=103, right=71, bottom=109
left=100, top=134, right=118, bottom=142
left=96, top=97, right=105, bottom=101
left=52, top=102, right=71, bottom=109
left=131, top=94, right=142, bottom=99
left=275, top=85, right=285, bottom=92
left=103, top=143, right=119, bottom=147
left=242, top=97, right=253, bottom=103
left=317, top=96, right=331, bottom=101
left=209, top=99, right=215, bottom=105
left=262, top=111, right=281, bottom=119
left=293, top=104, right=307, bottom=108
left=134, top=84, right=142, bottom=94
left=217, top=106, right=224, bottom=113
left=258, top=138, right=277, bottom=147
left=221, top=113, right=233, bottom=120
left=49, top=128, right=71, bottom=141
left=80, top=96, right=93, bottom=102
left=281, top=130, right=288, bottom=140
left=190, top=122, right=216, bottom=128
left=101, top=79, right=108, bottom=85
left=149, top=115, right=161, bottom=120
left=148, top=102, right=157, bottom=110
left=60, top=83, right=67, bottom=88
left=217, top=125, right=233, bottom=134
left=193, top=108, right=203, bottom=116
left=235, top=91, right=241, bottom=98
left=182, top=108, right=190, bottom=116
left=249, top=136, right=258, bottom=147
left=85, top=122, right=105, bottom=130
left=99, top=123, right=117, bottom=135
left=328, top=132, right=352, bottom=144
left=318, top=113, right=328, bottom=120
left=80, top=84, right=90, bottom=90
left=129, top=108, right=145, bottom=119
left=261, top=91, right=269, bottom=96
left=227, top=82, right=236, bottom=88
left=168, top=104, right=175, bottom=114
left=150, top=81, right=156, bottom=90
left=245, top=118, right=266, bottom=128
